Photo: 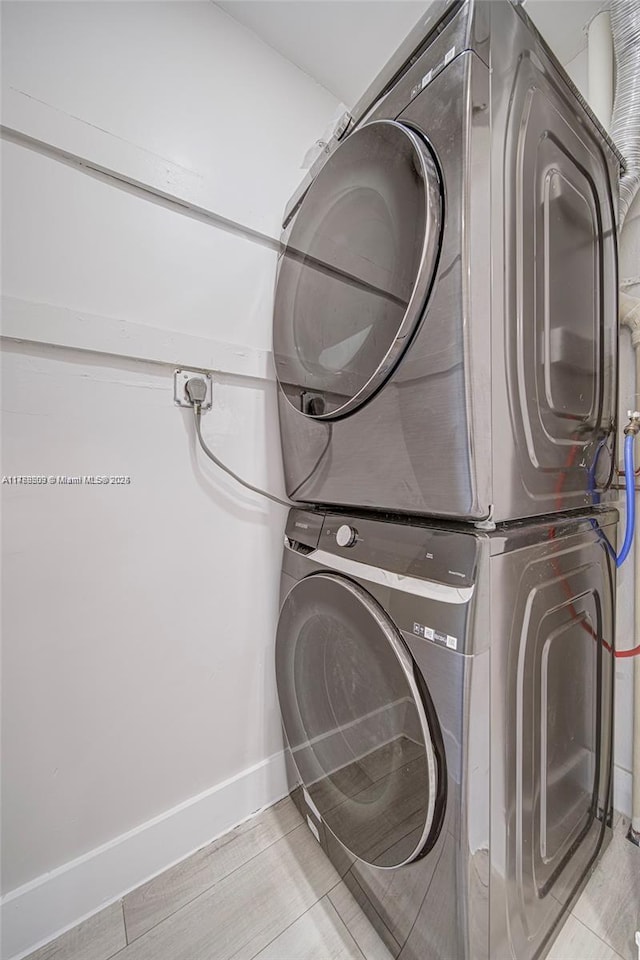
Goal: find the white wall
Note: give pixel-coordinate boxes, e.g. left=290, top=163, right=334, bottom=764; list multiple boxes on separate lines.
left=0, top=3, right=339, bottom=956
left=564, top=47, right=589, bottom=98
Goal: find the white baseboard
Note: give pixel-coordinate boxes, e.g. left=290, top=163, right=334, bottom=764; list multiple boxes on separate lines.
left=614, top=763, right=632, bottom=819
left=1, top=750, right=289, bottom=960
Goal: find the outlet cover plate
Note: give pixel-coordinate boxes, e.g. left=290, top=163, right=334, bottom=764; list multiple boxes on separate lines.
left=174, top=369, right=213, bottom=409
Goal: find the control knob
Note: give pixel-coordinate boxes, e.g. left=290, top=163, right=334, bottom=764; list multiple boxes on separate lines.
left=336, top=524, right=358, bottom=548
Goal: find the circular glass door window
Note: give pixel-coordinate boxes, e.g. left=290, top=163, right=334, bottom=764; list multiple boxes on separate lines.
left=275, top=573, right=445, bottom=868
left=273, top=120, right=442, bottom=419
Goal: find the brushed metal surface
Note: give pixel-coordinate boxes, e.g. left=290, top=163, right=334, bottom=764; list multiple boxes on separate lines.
left=488, top=521, right=616, bottom=960
left=274, top=0, right=619, bottom=523
left=276, top=507, right=617, bottom=960
left=490, top=2, right=618, bottom=523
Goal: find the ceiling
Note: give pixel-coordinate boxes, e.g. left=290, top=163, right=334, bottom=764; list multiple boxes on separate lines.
left=216, top=0, right=601, bottom=107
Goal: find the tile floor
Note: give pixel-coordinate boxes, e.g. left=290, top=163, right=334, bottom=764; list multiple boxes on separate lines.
left=26, top=800, right=640, bottom=960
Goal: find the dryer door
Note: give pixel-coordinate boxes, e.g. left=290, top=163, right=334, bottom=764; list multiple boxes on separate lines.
left=275, top=572, right=445, bottom=869
left=273, top=120, right=442, bottom=419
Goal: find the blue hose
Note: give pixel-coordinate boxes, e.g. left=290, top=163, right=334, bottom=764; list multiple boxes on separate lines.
left=616, top=432, right=636, bottom=568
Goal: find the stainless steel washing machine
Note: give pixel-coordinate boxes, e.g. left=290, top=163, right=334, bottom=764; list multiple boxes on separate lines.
left=273, top=0, right=621, bottom=524
left=275, top=506, right=617, bottom=960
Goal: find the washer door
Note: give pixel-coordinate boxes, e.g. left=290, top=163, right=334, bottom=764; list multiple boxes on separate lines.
left=275, top=572, right=445, bottom=869
left=273, top=120, right=442, bottom=419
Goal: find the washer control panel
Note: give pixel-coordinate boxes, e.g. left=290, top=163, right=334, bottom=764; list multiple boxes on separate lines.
left=322, top=512, right=479, bottom=588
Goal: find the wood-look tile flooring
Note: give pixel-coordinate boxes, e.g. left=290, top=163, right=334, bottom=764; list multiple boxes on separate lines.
left=26, top=800, right=640, bottom=960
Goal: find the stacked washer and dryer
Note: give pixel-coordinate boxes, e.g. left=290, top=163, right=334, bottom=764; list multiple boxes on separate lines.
left=272, top=1, right=622, bottom=958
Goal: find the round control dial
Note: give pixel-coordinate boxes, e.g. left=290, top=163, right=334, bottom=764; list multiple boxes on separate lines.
left=336, top=524, right=358, bottom=548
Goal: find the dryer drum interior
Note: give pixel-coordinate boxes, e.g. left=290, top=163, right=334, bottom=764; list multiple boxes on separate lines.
left=273, top=120, right=443, bottom=420
left=275, top=571, right=447, bottom=869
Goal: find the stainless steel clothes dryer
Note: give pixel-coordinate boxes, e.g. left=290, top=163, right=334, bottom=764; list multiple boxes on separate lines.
left=275, top=507, right=617, bottom=960
left=273, top=0, right=622, bottom=524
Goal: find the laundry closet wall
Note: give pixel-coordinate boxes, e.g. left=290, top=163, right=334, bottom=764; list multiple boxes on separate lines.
left=0, top=3, right=339, bottom=956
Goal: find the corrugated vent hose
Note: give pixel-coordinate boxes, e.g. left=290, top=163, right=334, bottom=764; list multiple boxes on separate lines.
left=610, top=0, right=640, bottom=225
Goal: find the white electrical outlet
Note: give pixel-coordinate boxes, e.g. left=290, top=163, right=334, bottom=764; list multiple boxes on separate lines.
left=174, top=369, right=213, bottom=409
